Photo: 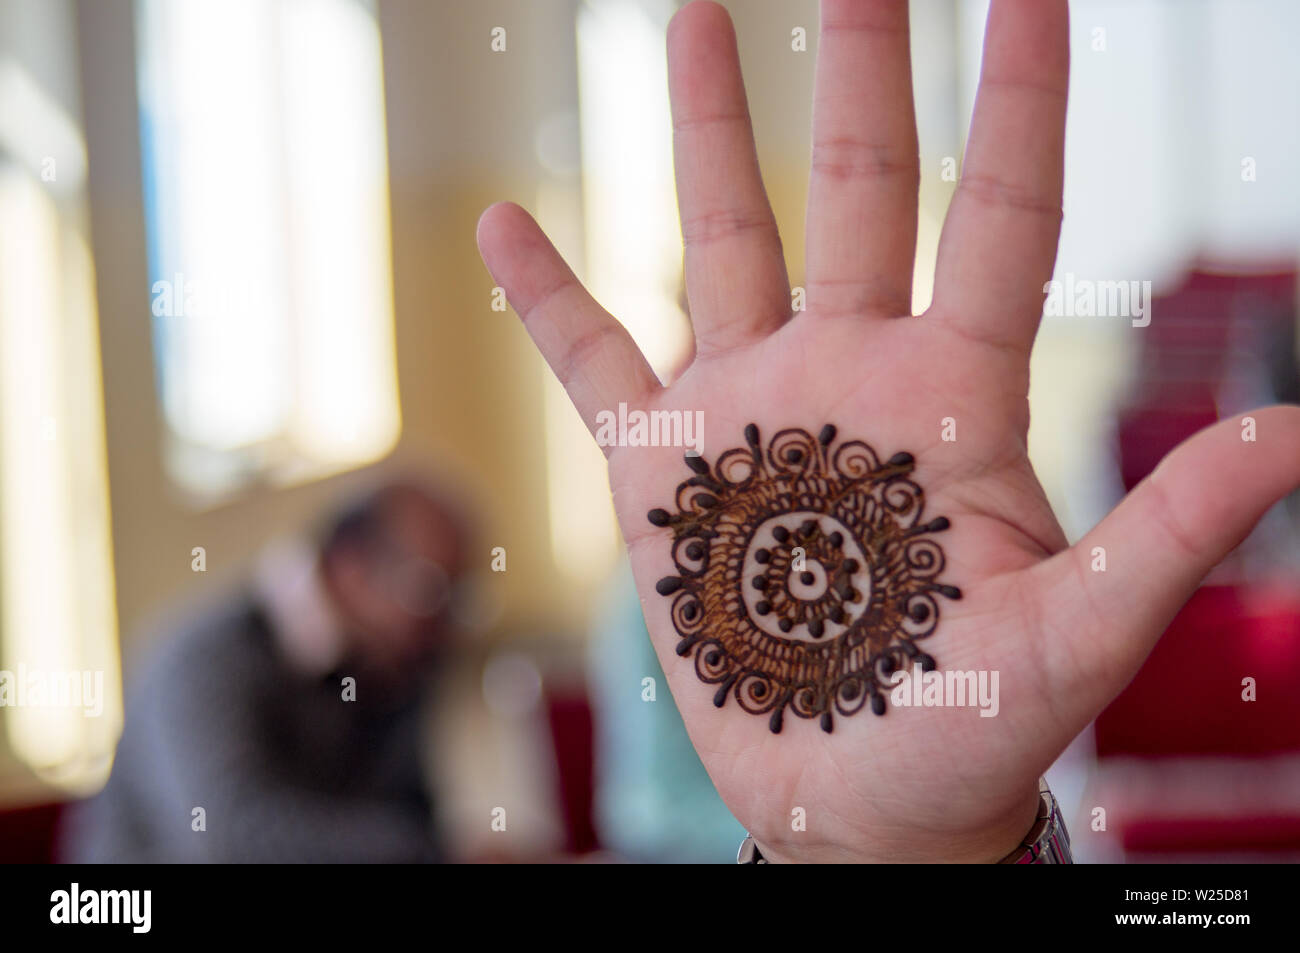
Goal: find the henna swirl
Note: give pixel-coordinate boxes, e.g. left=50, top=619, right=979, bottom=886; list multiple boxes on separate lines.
left=647, top=423, right=962, bottom=734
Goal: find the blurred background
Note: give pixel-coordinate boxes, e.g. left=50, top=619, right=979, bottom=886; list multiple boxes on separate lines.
left=0, top=0, right=1297, bottom=863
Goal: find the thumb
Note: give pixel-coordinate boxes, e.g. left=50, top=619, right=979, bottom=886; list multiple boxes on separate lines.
left=1031, top=404, right=1300, bottom=723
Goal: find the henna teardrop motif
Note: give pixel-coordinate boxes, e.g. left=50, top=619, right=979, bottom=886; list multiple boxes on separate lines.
left=647, top=423, right=961, bottom=734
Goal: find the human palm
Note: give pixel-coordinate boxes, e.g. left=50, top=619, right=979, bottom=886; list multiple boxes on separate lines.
left=478, top=0, right=1300, bottom=862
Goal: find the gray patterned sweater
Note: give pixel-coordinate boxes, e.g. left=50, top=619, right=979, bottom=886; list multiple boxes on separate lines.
left=61, top=589, right=440, bottom=863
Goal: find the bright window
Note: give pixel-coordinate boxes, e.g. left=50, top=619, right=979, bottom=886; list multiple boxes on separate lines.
left=135, top=0, right=401, bottom=499
left=0, top=58, right=120, bottom=791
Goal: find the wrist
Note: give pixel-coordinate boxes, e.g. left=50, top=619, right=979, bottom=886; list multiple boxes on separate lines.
left=746, top=783, right=1043, bottom=864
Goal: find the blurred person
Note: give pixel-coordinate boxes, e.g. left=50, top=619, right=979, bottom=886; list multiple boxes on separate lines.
left=61, top=479, right=470, bottom=863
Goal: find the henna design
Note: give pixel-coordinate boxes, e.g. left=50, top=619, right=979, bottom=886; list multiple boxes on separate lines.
left=646, top=424, right=961, bottom=734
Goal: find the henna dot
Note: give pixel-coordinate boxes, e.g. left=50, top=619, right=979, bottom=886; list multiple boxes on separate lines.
left=909, top=603, right=930, bottom=622
left=656, top=576, right=682, bottom=595
left=685, top=542, right=704, bottom=561
left=778, top=619, right=792, bottom=633
left=845, top=589, right=860, bottom=602
left=918, top=653, right=936, bottom=673
left=752, top=681, right=767, bottom=698
left=928, top=516, right=951, bottom=532
left=706, top=650, right=721, bottom=666
left=683, top=603, right=699, bottom=621
left=647, top=508, right=671, bottom=526
left=818, top=424, right=837, bottom=446
left=785, top=448, right=803, bottom=463
left=800, top=571, right=814, bottom=586
left=755, top=548, right=771, bottom=564
left=799, top=519, right=818, bottom=538
left=684, top=453, right=709, bottom=475
left=808, top=618, right=824, bottom=638
left=755, top=601, right=771, bottom=615
left=938, top=584, right=962, bottom=600
left=696, top=494, right=719, bottom=508
left=871, top=694, right=887, bottom=716
left=842, top=558, right=860, bottom=574
left=888, top=452, right=914, bottom=468
left=772, top=526, right=789, bottom=543
left=881, top=656, right=897, bottom=675
left=830, top=606, right=845, bottom=624
left=829, top=532, right=843, bottom=548
left=841, top=681, right=860, bottom=700
left=744, top=423, right=760, bottom=447
left=752, top=576, right=769, bottom=590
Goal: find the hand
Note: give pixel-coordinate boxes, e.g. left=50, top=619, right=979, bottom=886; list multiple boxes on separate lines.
left=476, top=0, right=1300, bottom=862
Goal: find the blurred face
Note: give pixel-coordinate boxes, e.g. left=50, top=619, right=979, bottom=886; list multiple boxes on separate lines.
left=326, top=488, right=468, bottom=673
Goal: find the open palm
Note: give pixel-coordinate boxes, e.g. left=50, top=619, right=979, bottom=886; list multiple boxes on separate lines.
left=477, top=0, right=1300, bottom=862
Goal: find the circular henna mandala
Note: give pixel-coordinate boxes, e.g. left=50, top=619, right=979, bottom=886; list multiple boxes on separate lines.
left=646, top=423, right=962, bottom=734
